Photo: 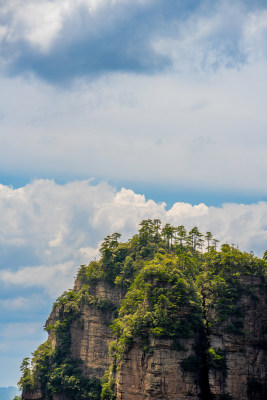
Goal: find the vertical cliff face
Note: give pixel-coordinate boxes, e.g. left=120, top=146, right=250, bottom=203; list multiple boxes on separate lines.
left=69, top=302, right=114, bottom=379
left=69, top=282, right=124, bottom=379
left=207, top=276, right=267, bottom=400
left=45, top=280, right=125, bottom=380
left=116, top=338, right=201, bottom=400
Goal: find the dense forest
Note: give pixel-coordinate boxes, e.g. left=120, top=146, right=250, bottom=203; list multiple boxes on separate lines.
left=17, top=220, right=267, bottom=400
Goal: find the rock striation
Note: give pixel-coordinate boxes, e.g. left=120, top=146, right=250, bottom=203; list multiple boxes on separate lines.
left=45, top=281, right=125, bottom=381
left=116, top=337, right=200, bottom=400
left=207, top=276, right=267, bottom=400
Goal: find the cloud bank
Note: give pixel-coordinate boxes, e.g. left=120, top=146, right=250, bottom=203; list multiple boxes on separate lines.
left=1, top=64, right=267, bottom=198
left=1, top=0, right=267, bottom=82
left=0, top=179, right=266, bottom=297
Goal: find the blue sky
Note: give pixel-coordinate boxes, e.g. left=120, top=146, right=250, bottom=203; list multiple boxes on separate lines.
left=1, top=0, right=267, bottom=387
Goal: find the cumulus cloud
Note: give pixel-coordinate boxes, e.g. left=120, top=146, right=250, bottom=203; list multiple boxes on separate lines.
left=0, top=179, right=267, bottom=299
left=1, top=0, right=267, bottom=82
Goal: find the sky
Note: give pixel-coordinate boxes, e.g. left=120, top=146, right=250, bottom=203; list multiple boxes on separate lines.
left=1, top=0, right=267, bottom=387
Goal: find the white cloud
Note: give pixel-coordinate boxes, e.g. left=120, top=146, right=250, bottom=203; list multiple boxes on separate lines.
left=49, top=231, right=63, bottom=247
left=242, top=9, right=267, bottom=61
left=0, top=0, right=151, bottom=52
left=1, top=262, right=76, bottom=297
left=167, top=201, right=267, bottom=255
left=1, top=63, right=267, bottom=194
left=153, top=1, right=246, bottom=72
left=1, top=2, right=267, bottom=195
left=167, top=203, right=209, bottom=219
left=2, top=0, right=267, bottom=81
left=8, top=1, right=64, bottom=52
left=79, top=245, right=100, bottom=261
left=0, top=179, right=267, bottom=299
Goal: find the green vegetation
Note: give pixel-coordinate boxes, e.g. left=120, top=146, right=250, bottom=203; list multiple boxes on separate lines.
left=111, top=253, right=203, bottom=360
left=206, top=347, right=226, bottom=370
left=18, top=341, right=102, bottom=400
left=18, top=219, right=267, bottom=399
left=101, top=368, right=116, bottom=400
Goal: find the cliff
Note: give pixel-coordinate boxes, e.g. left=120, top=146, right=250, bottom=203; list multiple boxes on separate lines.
left=46, top=281, right=125, bottom=380
left=207, top=275, right=267, bottom=400
left=19, top=222, right=267, bottom=400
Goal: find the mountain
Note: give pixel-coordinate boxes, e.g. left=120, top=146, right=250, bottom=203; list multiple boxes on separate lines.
left=18, top=220, right=267, bottom=399
left=0, top=387, right=20, bottom=400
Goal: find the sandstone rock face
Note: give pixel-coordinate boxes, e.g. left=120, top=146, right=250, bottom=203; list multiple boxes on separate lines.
left=21, top=389, right=42, bottom=399
left=46, top=280, right=125, bottom=379
left=69, top=303, right=114, bottom=378
left=86, top=280, right=125, bottom=307
left=208, top=276, right=267, bottom=400
left=116, top=338, right=200, bottom=400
